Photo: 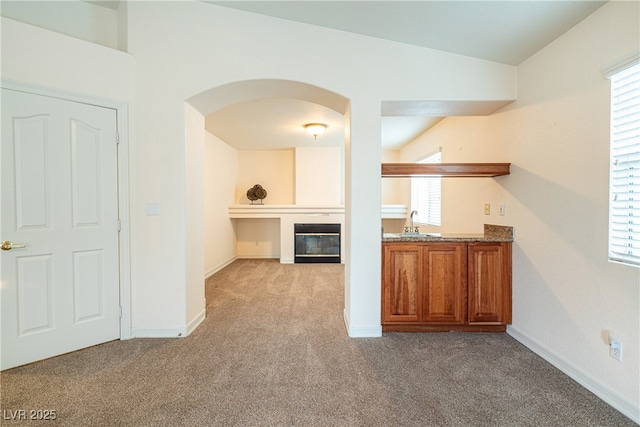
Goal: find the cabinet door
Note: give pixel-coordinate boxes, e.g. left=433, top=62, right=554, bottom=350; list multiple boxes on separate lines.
left=382, top=244, right=422, bottom=323
left=422, top=244, right=466, bottom=324
left=468, top=243, right=512, bottom=324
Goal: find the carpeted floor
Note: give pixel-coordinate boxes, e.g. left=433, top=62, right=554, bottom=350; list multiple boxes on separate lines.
left=0, top=259, right=636, bottom=426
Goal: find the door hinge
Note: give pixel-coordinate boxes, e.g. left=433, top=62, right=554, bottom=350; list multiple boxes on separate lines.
left=116, top=131, right=120, bottom=144
left=117, top=219, right=121, bottom=231
left=119, top=306, right=123, bottom=318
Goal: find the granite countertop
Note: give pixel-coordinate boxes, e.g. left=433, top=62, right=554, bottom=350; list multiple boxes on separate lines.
left=382, top=224, right=513, bottom=243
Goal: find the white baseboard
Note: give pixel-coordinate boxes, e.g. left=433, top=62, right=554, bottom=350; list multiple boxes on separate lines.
left=132, top=308, right=206, bottom=338
left=186, top=308, right=206, bottom=335
left=507, top=326, right=639, bottom=424
left=205, top=256, right=237, bottom=279
left=343, top=309, right=383, bottom=338
left=132, top=328, right=189, bottom=338
left=236, top=254, right=279, bottom=260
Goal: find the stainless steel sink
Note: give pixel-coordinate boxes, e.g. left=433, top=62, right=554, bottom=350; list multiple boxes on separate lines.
left=385, top=232, right=441, bottom=238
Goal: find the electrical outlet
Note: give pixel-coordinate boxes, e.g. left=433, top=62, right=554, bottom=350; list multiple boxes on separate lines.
left=484, top=203, right=490, bottom=215
left=610, top=340, right=622, bottom=361
left=499, top=204, right=505, bottom=216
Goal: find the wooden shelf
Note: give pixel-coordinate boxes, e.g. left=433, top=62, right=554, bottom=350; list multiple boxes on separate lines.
left=381, top=163, right=510, bottom=177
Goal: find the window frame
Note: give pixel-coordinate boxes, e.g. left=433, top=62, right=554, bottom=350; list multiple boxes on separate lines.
left=608, top=60, right=640, bottom=268
left=410, top=151, right=441, bottom=227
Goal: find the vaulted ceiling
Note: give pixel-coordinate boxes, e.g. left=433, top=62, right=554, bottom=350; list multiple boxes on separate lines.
left=208, top=1, right=605, bottom=66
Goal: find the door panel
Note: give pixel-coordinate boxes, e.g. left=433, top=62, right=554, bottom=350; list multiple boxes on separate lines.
left=1, top=88, right=120, bottom=370
left=73, top=249, right=105, bottom=323
left=382, top=245, right=422, bottom=323
left=17, top=254, right=53, bottom=335
left=468, top=243, right=511, bottom=324
left=422, top=244, right=466, bottom=324
left=71, top=118, right=103, bottom=226
left=14, top=114, right=51, bottom=229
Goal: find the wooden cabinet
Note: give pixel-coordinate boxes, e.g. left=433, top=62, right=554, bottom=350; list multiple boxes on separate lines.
left=422, top=244, right=466, bottom=324
left=382, top=244, right=422, bottom=323
left=467, top=243, right=512, bottom=325
left=382, top=241, right=511, bottom=332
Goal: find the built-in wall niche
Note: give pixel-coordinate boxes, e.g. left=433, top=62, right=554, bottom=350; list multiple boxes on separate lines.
left=234, top=218, right=281, bottom=259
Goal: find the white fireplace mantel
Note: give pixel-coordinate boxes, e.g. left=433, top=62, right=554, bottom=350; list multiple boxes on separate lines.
left=229, top=204, right=407, bottom=218
left=229, top=204, right=344, bottom=218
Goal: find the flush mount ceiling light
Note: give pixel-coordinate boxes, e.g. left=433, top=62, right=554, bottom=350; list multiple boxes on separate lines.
left=304, top=123, right=327, bottom=140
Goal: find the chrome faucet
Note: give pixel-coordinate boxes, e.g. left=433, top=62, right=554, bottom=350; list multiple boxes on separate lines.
left=409, top=210, right=418, bottom=233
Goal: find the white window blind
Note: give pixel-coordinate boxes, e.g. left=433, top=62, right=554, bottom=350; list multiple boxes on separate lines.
left=609, top=62, right=640, bottom=267
left=411, top=152, right=441, bottom=227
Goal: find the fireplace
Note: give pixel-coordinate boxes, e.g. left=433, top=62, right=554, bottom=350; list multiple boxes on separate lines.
left=294, top=223, right=341, bottom=263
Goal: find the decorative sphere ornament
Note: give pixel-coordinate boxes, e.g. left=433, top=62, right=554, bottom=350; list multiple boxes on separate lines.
left=247, top=184, right=267, bottom=204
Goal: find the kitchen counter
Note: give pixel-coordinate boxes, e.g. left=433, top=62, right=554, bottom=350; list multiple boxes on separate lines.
left=382, top=224, right=513, bottom=243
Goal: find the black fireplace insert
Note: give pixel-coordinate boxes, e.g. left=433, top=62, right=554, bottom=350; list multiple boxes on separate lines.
left=294, top=223, right=341, bottom=263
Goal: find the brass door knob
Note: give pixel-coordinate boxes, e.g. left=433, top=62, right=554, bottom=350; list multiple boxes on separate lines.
left=1, top=241, right=27, bottom=251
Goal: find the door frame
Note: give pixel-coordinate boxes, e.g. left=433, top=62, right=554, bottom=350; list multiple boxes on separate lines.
left=1, top=79, right=132, bottom=340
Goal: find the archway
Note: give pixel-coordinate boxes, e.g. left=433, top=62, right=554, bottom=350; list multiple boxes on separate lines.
left=188, top=79, right=350, bottom=117
left=186, top=79, right=353, bottom=330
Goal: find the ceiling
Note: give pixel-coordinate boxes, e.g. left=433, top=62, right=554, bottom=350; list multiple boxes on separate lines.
left=208, top=1, right=606, bottom=66
left=87, top=1, right=608, bottom=150
left=85, top=1, right=120, bottom=10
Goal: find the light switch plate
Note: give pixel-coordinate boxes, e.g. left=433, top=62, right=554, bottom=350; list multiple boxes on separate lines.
left=146, top=202, right=160, bottom=216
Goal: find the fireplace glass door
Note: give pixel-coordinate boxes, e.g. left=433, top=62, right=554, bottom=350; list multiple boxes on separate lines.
left=294, top=224, right=341, bottom=263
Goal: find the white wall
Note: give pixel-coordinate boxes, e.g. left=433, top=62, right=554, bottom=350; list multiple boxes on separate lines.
left=509, top=3, right=639, bottom=418
left=0, top=17, right=133, bottom=99
left=1, top=1, right=119, bottom=49
left=184, top=104, right=206, bottom=334
left=236, top=150, right=294, bottom=205
left=397, top=2, right=639, bottom=420
left=295, top=147, right=343, bottom=205
left=204, top=131, right=238, bottom=277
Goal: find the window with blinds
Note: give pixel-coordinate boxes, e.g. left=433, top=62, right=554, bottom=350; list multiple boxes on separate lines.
left=411, top=152, right=441, bottom=227
left=609, top=62, right=640, bottom=267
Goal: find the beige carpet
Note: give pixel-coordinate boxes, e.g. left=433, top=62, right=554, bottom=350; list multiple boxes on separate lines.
left=0, top=259, right=635, bottom=426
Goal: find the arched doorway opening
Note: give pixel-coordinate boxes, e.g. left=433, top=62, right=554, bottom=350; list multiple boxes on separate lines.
left=186, top=79, right=352, bottom=330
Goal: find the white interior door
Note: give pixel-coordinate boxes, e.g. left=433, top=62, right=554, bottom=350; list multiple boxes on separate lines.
left=1, top=88, right=120, bottom=370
